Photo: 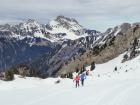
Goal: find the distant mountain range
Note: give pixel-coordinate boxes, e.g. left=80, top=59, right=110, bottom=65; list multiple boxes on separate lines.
left=0, top=16, right=101, bottom=42
left=0, top=15, right=140, bottom=77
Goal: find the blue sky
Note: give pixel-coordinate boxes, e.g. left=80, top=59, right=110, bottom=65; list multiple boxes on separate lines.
left=0, top=0, right=140, bottom=32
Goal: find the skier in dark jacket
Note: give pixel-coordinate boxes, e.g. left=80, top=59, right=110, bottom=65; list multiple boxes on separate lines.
left=80, top=72, right=86, bottom=86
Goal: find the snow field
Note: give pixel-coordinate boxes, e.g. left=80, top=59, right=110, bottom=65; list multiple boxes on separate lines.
left=0, top=54, right=140, bottom=105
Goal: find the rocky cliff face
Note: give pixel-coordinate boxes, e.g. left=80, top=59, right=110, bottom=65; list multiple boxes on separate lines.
left=31, top=34, right=102, bottom=77
left=56, top=23, right=140, bottom=76
left=0, top=16, right=101, bottom=75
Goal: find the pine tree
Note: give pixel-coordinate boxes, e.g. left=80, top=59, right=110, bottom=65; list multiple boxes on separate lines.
left=4, top=70, right=14, bottom=81
left=67, top=72, right=73, bottom=79
left=93, top=46, right=100, bottom=55
left=75, top=67, right=79, bottom=73
left=90, top=61, right=95, bottom=71
left=123, top=54, right=128, bottom=61
left=114, top=67, right=117, bottom=71
left=130, top=37, right=138, bottom=59
left=82, top=65, right=86, bottom=72
left=133, top=25, right=139, bottom=33
left=133, top=38, right=138, bottom=49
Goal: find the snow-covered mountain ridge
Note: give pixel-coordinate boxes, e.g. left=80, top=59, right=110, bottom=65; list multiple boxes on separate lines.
left=0, top=16, right=102, bottom=73
left=0, top=16, right=140, bottom=78
left=0, top=16, right=101, bottom=42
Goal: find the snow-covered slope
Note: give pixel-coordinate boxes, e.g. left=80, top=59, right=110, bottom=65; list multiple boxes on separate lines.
left=0, top=54, right=140, bottom=105
left=87, top=53, right=140, bottom=79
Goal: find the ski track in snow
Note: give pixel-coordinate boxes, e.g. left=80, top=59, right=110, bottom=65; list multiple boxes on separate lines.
left=22, top=89, right=71, bottom=105
left=70, top=79, right=140, bottom=105
left=108, top=81, right=140, bottom=105
left=95, top=80, right=140, bottom=105
left=8, top=78, right=140, bottom=105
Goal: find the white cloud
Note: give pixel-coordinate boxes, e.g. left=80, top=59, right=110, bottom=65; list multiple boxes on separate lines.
left=0, top=0, right=140, bottom=31
left=0, top=18, right=23, bottom=25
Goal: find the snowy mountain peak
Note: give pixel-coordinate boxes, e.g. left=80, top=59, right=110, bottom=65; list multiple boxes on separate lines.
left=56, top=15, right=79, bottom=25
left=49, top=15, right=82, bottom=31
left=45, top=16, right=102, bottom=41
left=104, top=22, right=132, bottom=37
left=21, top=19, right=42, bottom=30
left=26, top=19, right=36, bottom=23
left=0, top=16, right=101, bottom=42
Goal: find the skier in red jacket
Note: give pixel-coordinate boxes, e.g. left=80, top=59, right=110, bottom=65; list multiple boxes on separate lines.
left=74, top=74, right=80, bottom=88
